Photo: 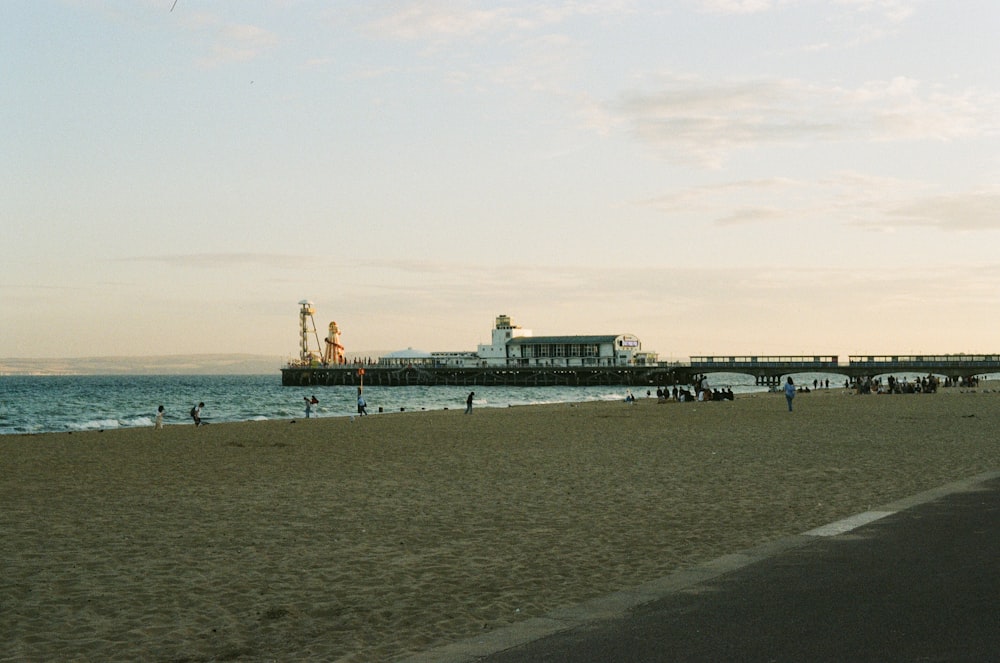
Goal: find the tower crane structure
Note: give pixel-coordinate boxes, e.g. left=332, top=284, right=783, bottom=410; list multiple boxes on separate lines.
left=296, top=300, right=346, bottom=366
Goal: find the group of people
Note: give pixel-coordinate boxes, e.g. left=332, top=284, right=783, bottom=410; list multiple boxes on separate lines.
left=654, top=385, right=735, bottom=403
left=851, top=375, right=942, bottom=395
left=152, top=402, right=205, bottom=429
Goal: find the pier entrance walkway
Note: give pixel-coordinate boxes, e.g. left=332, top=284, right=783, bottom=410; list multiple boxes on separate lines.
left=402, top=472, right=1000, bottom=663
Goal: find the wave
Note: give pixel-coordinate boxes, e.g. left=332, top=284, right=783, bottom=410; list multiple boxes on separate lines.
left=1, top=375, right=772, bottom=435
left=68, top=418, right=125, bottom=431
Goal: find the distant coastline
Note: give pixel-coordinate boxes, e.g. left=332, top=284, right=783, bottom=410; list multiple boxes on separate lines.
left=0, top=354, right=287, bottom=376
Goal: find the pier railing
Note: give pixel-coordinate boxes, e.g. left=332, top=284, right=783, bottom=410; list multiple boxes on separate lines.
left=281, top=354, right=1000, bottom=387
left=281, top=364, right=688, bottom=387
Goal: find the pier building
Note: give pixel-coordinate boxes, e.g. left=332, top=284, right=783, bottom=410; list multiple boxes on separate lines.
left=379, top=315, right=643, bottom=368
left=507, top=334, right=641, bottom=367
left=468, top=315, right=641, bottom=367
left=281, top=301, right=999, bottom=387
left=476, top=314, right=531, bottom=364
left=378, top=348, right=435, bottom=366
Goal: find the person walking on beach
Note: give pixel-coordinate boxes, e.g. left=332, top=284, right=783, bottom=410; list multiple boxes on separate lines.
left=465, top=391, right=475, bottom=414
left=357, top=389, right=368, bottom=416
left=190, top=402, right=204, bottom=426
left=155, top=405, right=165, bottom=430
left=784, top=377, right=796, bottom=412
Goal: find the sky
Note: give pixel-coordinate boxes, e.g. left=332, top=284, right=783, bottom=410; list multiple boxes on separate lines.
left=4, top=0, right=1000, bottom=363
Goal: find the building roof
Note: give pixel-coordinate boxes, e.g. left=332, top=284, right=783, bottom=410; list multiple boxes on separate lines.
left=507, top=335, right=623, bottom=345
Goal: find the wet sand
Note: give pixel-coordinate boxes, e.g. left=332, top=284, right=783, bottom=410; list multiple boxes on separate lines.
left=2, top=386, right=999, bottom=661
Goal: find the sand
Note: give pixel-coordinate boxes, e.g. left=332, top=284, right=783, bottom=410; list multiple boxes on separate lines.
left=2, top=386, right=999, bottom=662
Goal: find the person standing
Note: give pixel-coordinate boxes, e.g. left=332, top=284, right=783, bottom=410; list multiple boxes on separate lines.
left=305, top=395, right=318, bottom=418
left=190, top=402, right=204, bottom=426
left=155, top=405, right=165, bottom=430
left=783, top=377, right=796, bottom=412
left=357, top=389, right=368, bottom=416
left=465, top=391, right=475, bottom=414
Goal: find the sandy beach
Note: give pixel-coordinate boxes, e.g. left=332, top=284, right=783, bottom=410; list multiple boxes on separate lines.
left=2, top=386, right=999, bottom=662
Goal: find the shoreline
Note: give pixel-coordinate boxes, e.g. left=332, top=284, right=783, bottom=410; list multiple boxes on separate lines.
left=3, top=391, right=999, bottom=661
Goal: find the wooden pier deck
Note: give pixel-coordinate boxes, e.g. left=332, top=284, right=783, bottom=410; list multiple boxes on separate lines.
left=281, top=365, right=688, bottom=388
left=282, top=354, right=1000, bottom=388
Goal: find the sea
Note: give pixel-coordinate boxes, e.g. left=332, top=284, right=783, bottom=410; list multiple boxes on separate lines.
left=0, top=372, right=805, bottom=436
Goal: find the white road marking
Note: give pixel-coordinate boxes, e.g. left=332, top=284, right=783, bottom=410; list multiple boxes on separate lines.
left=804, top=511, right=895, bottom=537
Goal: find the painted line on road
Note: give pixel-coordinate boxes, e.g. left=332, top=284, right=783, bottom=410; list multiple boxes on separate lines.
left=803, top=510, right=895, bottom=537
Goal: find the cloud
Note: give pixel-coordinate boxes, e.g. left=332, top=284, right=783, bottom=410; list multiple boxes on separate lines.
left=696, top=0, right=916, bottom=22
left=639, top=172, right=1000, bottom=233
left=640, top=177, right=805, bottom=224
left=715, top=206, right=789, bottom=226
left=370, top=3, right=509, bottom=40
left=882, top=192, right=1000, bottom=231
left=337, top=260, right=1000, bottom=342
left=368, top=1, right=634, bottom=41
left=128, top=253, right=326, bottom=269
left=697, top=0, right=776, bottom=14
left=613, top=74, right=999, bottom=166
left=358, top=2, right=631, bottom=103
left=174, top=11, right=277, bottom=67
left=199, top=23, right=277, bottom=66
left=616, top=76, right=844, bottom=166
left=834, top=0, right=915, bottom=23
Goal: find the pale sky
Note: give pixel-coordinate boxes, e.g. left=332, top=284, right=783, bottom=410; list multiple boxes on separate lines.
left=4, top=0, right=999, bottom=362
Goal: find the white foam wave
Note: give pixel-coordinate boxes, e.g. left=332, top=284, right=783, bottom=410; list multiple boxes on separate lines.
left=70, top=418, right=122, bottom=431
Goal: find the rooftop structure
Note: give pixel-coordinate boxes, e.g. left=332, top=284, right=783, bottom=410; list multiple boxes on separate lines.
left=370, top=314, right=645, bottom=368
left=507, top=333, right=641, bottom=367
left=466, top=315, right=642, bottom=367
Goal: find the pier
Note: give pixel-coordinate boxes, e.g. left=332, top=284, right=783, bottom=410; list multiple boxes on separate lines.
left=689, top=355, right=1000, bottom=386
left=281, top=354, right=1000, bottom=388
left=281, top=365, right=687, bottom=388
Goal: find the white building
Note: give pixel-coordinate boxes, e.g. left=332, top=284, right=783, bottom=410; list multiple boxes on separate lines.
left=384, top=315, right=646, bottom=368
left=506, top=333, right=641, bottom=367
left=378, top=347, right=435, bottom=366
left=476, top=314, right=531, bottom=362
left=428, top=315, right=643, bottom=367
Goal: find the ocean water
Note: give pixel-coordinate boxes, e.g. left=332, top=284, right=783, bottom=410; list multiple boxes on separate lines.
left=0, top=373, right=783, bottom=435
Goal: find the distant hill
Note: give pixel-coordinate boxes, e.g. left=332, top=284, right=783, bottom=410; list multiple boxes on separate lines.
left=0, top=354, right=287, bottom=376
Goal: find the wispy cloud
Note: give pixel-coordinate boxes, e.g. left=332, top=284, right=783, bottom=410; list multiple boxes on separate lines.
left=173, top=11, right=277, bottom=67
left=640, top=177, right=804, bottom=221
left=641, top=172, right=1000, bottom=233
left=715, top=206, right=788, bottom=226
left=881, top=192, right=1000, bottom=231
left=355, top=3, right=611, bottom=102
left=613, top=74, right=999, bottom=166
left=697, top=0, right=916, bottom=22
left=369, top=3, right=510, bottom=40
left=127, top=253, right=326, bottom=269
left=199, top=23, right=277, bottom=67
left=696, top=0, right=777, bottom=15
left=368, top=1, right=635, bottom=41
left=834, top=0, right=915, bottom=23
